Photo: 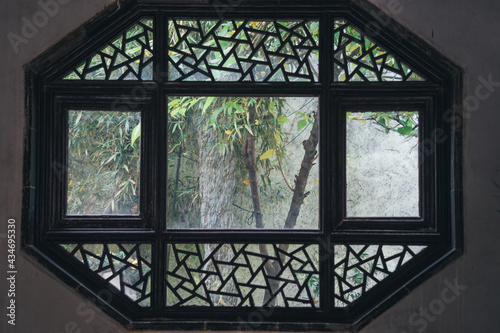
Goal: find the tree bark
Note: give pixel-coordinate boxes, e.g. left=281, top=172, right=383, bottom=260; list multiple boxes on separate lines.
left=278, top=111, right=319, bottom=257
left=197, top=125, right=235, bottom=230
left=283, top=111, right=319, bottom=230
left=197, top=119, right=238, bottom=305
left=242, top=104, right=264, bottom=229
left=197, top=100, right=320, bottom=307
left=242, top=105, right=320, bottom=305
left=242, top=104, right=281, bottom=305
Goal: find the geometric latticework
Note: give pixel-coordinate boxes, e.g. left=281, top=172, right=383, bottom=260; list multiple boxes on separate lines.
left=62, top=18, right=154, bottom=80
left=166, top=243, right=320, bottom=307
left=168, top=19, right=319, bottom=82
left=333, top=19, right=425, bottom=82
left=333, top=244, right=426, bottom=307
left=60, top=243, right=152, bottom=307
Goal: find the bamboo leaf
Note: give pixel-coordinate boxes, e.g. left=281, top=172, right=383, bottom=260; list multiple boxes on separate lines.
left=202, top=96, right=216, bottom=114
left=234, top=120, right=242, bottom=138
left=269, top=101, right=275, bottom=116
left=397, top=126, right=413, bottom=136
left=131, top=123, right=141, bottom=146
left=297, top=119, right=307, bottom=131
left=260, top=148, right=275, bottom=160
left=74, top=112, right=83, bottom=126
left=277, top=116, right=289, bottom=125
left=103, top=153, right=118, bottom=166
left=244, top=124, right=254, bottom=135
left=210, top=106, right=223, bottom=124
left=274, top=131, right=281, bottom=143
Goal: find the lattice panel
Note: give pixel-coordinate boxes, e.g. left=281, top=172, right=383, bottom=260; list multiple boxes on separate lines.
left=168, top=19, right=319, bottom=82
left=62, top=18, right=154, bottom=80
left=60, top=243, right=152, bottom=307
left=333, top=244, right=426, bottom=307
left=166, top=243, right=319, bottom=307
left=333, top=19, right=425, bottom=82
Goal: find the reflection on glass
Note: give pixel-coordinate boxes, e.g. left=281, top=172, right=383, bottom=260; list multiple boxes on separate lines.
left=67, top=111, right=141, bottom=215
left=167, top=96, right=319, bottom=229
left=346, top=111, right=419, bottom=217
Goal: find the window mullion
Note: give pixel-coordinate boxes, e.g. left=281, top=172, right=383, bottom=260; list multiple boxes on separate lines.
left=152, top=9, right=167, bottom=315
left=320, top=11, right=335, bottom=314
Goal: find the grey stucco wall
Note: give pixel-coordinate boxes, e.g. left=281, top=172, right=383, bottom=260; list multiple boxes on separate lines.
left=1, top=0, right=499, bottom=332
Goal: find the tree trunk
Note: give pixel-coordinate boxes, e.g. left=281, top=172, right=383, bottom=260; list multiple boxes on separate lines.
left=196, top=101, right=319, bottom=307
left=279, top=111, right=319, bottom=255
left=242, top=104, right=281, bottom=305
left=242, top=105, right=320, bottom=306
left=283, top=110, right=319, bottom=230
left=197, top=125, right=235, bottom=230
left=197, top=120, right=238, bottom=305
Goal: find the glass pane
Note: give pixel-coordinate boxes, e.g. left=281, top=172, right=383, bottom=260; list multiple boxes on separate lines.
left=346, top=111, right=419, bottom=217
left=60, top=243, right=152, bottom=307
left=168, top=19, right=319, bottom=82
left=63, top=18, right=154, bottom=80
left=333, top=19, right=425, bottom=82
left=333, top=244, right=426, bottom=307
left=166, top=243, right=319, bottom=307
left=167, top=96, right=319, bottom=229
left=67, top=110, right=141, bottom=215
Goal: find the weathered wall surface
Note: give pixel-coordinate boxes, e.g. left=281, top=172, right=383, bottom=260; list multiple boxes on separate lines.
left=362, top=0, right=500, bottom=332
left=1, top=0, right=499, bottom=332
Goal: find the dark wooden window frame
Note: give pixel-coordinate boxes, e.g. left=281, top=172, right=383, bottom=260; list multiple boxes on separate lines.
left=22, top=0, right=463, bottom=331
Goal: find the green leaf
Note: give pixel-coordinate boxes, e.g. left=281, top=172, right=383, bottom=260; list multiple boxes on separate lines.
left=397, top=126, right=413, bottom=136
left=74, top=112, right=83, bottom=126
left=377, top=118, right=386, bottom=126
left=244, top=124, right=254, bottom=135
left=131, top=124, right=141, bottom=146
left=210, top=106, right=222, bottom=124
left=202, top=96, right=216, bottom=114
left=169, top=106, right=184, bottom=117
left=364, top=38, right=371, bottom=50
left=277, top=116, right=289, bottom=125
left=274, top=131, right=281, bottom=143
left=169, top=98, right=181, bottom=106
left=260, top=149, right=275, bottom=160
left=297, top=119, right=307, bottom=131
left=234, top=120, right=242, bottom=138
left=103, top=153, right=118, bottom=166
left=227, top=102, right=242, bottom=114
left=269, top=101, right=275, bottom=116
